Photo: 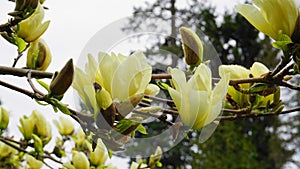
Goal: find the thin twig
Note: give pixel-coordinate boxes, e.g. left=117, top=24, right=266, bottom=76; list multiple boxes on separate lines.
left=0, top=137, right=27, bottom=153
left=133, top=110, right=174, bottom=126
left=219, top=106, right=300, bottom=121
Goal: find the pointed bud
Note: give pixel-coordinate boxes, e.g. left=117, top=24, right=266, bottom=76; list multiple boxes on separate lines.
left=27, top=39, right=52, bottom=71
left=32, top=134, right=43, bottom=153
left=0, top=107, right=9, bottom=130
left=53, top=116, right=74, bottom=136
left=49, top=59, right=74, bottom=97
left=90, top=139, right=108, bottom=166
left=179, top=27, right=203, bottom=67
left=19, top=116, right=35, bottom=140
left=72, top=151, right=90, bottom=169
left=31, top=110, right=47, bottom=137
left=94, top=82, right=113, bottom=110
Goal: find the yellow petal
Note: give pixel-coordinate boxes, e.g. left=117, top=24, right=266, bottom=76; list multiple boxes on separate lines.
left=235, top=4, right=277, bottom=39
left=250, top=62, right=269, bottom=77
left=111, top=51, right=151, bottom=101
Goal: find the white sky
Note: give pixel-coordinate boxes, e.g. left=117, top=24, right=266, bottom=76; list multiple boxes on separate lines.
left=0, top=0, right=300, bottom=168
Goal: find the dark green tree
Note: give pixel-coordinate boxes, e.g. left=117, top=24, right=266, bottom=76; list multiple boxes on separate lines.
left=122, top=0, right=299, bottom=168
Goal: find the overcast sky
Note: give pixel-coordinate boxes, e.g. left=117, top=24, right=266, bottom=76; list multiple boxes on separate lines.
left=0, top=0, right=300, bottom=168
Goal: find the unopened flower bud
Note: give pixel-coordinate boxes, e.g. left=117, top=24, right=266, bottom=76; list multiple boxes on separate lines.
left=144, top=84, right=160, bottom=96
left=179, top=27, right=203, bottom=67
left=90, top=139, right=108, bottom=166
left=31, top=110, right=47, bottom=137
left=72, top=151, right=90, bottom=169
left=49, top=59, right=74, bottom=97
left=27, top=39, right=52, bottom=71
left=94, top=82, right=113, bottom=110
left=53, top=116, right=74, bottom=136
left=32, top=134, right=43, bottom=153
left=19, top=116, right=35, bottom=140
left=0, top=107, right=9, bottom=130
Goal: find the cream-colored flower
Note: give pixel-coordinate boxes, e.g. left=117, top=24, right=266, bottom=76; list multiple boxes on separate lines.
left=0, top=141, right=17, bottom=159
left=73, top=51, right=152, bottom=115
left=219, top=62, right=273, bottom=107
left=72, top=151, right=90, bottom=169
left=26, top=155, right=43, bottom=169
left=235, top=0, right=298, bottom=40
left=26, top=38, right=52, bottom=71
left=89, top=139, right=108, bottom=166
left=17, top=3, right=50, bottom=42
left=0, top=107, right=9, bottom=130
left=19, top=116, right=35, bottom=140
left=144, top=84, right=160, bottom=96
left=53, top=116, right=74, bottom=136
left=168, top=64, right=229, bottom=130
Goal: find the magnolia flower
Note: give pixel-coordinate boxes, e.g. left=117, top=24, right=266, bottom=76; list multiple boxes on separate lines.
left=26, top=38, right=52, bottom=71
left=72, top=151, right=90, bottom=169
left=235, top=0, right=298, bottom=40
left=73, top=51, right=152, bottom=115
left=144, top=84, right=160, bottom=96
left=0, top=107, right=9, bottom=130
left=17, top=3, right=50, bottom=42
left=89, top=139, right=108, bottom=166
left=26, top=155, right=43, bottom=169
left=19, top=116, right=35, bottom=140
left=168, top=64, right=229, bottom=130
left=19, top=110, right=52, bottom=144
left=53, top=116, right=74, bottom=136
left=219, top=62, right=274, bottom=107
left=0, top=141, right=17, bottom=159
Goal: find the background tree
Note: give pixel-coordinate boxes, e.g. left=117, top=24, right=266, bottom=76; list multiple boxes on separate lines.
left=124, top=0, right=299, bottom=168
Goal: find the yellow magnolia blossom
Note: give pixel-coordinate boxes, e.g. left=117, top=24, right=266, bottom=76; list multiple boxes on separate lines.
left=53, top=116, right=74, bottom=136
left=17, top=3, right=50, bottom=42
left=89, top=139, right=108, bottom=166
left=19, top=110, right=52, bottom=144
left=27, top=38, right=52, bottom=71
left=0, top=107, right=9, bottom=130
left=73, top=51, right=152, bottom=114
left=235, top=0, right=298, bottom=40
left=72, top=151, right=90, bottom=169
left=0, top=141, right=17, bottom=159
left=219, top=62, right=274, bottom=108
left=168, top=64, right=229, bottom=130
left=26, top=155, right=43, bottom=169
